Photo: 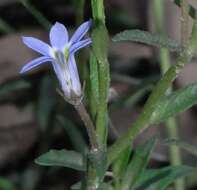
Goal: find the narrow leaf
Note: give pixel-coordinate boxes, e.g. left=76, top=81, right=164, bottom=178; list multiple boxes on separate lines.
left=113, top=145, right=131, bottom=179
left=134, top=165, right=197, bottom=190
left=0, top=178, right=16, bottom=190
left=121, top=136, right=157, bottom=190
left=113, top=30, right=182, bottom=52
left=150, top=83, right=197, bottom=124
left=164, top=138, right=197, bottom=157
left=0, top=79, right=30, bottom=97
left=71, top=181, right=81, bottom=190
left=35, top=149, right=86, bottom=171
left=37, top=76, right=56, bottom=131
left=71, top=181, right=113, bottom=190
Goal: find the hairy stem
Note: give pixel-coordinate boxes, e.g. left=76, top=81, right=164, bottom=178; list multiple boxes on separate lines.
left=75, top=102, right=99, bottom=150
left=181, top=0, right=189, bottom=46
left=108, top=43, right=194, bottom=166
left=91, top=0, right=110, bottom=145
left=108, top=0, right=197, bottom=165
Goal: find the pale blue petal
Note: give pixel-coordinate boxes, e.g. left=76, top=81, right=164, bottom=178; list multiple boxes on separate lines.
left=51, top=61, right=70, bottom=97
left=22, top=37, right=51, bottom=56
left=20, top=56, right=52, bottom=73
left=50, top=22, right=69, bottom=50
left=70, top=38, right=92, bottom=54
left=70, top=20, right=92, bottom=43
left=68, top=55, right=81, bottom=96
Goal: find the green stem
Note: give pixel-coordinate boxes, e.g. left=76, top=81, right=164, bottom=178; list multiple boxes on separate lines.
left=89, top=52, right=99, bottom=118
left=181, top=0, right=189, bottom=46
left=20, top=0, right=51, bottom=31
left=91, top=0, right=110, bottom=145
left=75, top=102, right=99, bottom=150
left=108, top=7, right=197, bottom=165
left=153, top=1, right=184, bottom=190
left=107, top=40, right=194, bottom=166
left=91, top=0, right=105, bottom=22
left=166, top=118, right=184, bottom=190
left=72, top=98, right=107, bottom=190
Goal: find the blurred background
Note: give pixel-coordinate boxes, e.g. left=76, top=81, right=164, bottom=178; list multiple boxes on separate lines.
left=0, top=0, right=196, bottom=189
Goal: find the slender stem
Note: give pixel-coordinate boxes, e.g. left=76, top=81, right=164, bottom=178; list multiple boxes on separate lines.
left=181, top=0, right=189, bottom=46
left=91, top=0, right=110, bottom=145
left=89, top=52, right=99, bottom=118
left=153, top=1, right=184, bottom=190
left=75, top=102, right=99, bottom=150
left=91, top=0, right=105, bottom=22
left=108, top=44, right=193, bottom=165
left=108, top=0, right=197, bottom=166
left=166, top=118, right=184, bottom=189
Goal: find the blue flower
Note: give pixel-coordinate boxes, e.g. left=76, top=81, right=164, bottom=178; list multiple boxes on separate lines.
left=20, top=20, right=92, bottom=102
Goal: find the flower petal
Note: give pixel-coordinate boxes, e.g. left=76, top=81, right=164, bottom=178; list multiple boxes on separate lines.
left=68, top=55, right=81, bottom=96
left=20, top=56, right=52, bottom=73
left=22, top=37, right=51, bottom=56
left=50, top=22, right=69, bottom=50
left=70, top=38, right=92, bottom=54
left=70, top=20, right=92, bottom=43
left=51, top=61, right=71, bottom=97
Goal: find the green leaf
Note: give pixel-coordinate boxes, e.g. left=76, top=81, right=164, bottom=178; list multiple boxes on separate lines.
left=0, top=178, right=16, bottom=190
left=150, top=83, right=197, bottom=124
left=113, top=145, right=131, bottom=179
left=163, top=138, right=197, bottom=157
left=71, top=181, right=113, bottom=190
left=0, top=79, right=30, bottom=98
left=174, top=0, right=197, bottom=19
left=121, top=136, right=157, bottom=190
left=124, top=85, right=153, bottom=108
left=71, top=181, right=82, bottom=190
left=113, top=30, right=182, bottom=52
left=37, top=76, right=56, bottom=131
left=98, top=183, right=113, bottom=190
left=35, top=149, right=86, bottom=171
left=134, top=165, right=197, bottom=190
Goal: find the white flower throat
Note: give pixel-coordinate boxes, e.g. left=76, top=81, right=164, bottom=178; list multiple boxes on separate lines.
left=55, top=50, right=72, bottom=87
